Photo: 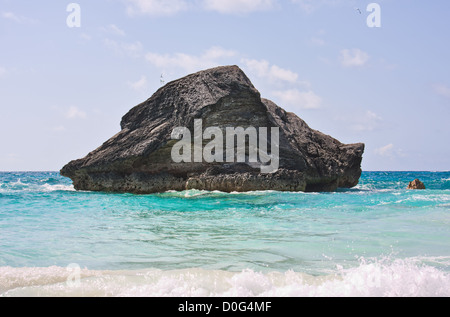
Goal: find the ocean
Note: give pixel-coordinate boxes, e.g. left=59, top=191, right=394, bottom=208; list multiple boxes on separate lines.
left=0, top=171, right=449, bottom=297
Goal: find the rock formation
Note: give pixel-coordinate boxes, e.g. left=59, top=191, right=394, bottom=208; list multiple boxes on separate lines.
left=407, top=179, right=426, bottom=190
left=61, top=65, right=365, bottom=194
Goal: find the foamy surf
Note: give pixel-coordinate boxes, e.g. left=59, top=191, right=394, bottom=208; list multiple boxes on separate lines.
left=1, top=257, right=449, bottom=297
left=40, top=183, right=75, bottom=192
left=0, top=181, right=75, bottom=193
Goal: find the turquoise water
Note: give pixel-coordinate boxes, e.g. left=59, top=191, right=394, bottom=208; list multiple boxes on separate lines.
left=0, top=171, right=449, bottom=296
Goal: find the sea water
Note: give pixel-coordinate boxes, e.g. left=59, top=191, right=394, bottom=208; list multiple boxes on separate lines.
left=0, top=171, right=449, bottom=297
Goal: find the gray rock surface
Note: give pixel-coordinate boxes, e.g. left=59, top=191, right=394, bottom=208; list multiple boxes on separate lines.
left=61, top=65, right=365, bottom=193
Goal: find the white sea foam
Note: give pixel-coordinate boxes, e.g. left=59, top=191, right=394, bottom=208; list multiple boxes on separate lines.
left=353, top=184, right=398, bottom=193
left=1, top=257, right=449, bottom=297
left=40, top=184, right=75, bottom=192
left=0, top=182, right=75, bottom=193
left=162, top=189, right=280, bottom=198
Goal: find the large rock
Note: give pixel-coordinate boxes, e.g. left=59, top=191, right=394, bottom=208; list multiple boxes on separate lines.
left=61, top=65, right=365, bottom=193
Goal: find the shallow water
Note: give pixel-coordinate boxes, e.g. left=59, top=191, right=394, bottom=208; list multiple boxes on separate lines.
left=1, top=171, right=449, bottom=296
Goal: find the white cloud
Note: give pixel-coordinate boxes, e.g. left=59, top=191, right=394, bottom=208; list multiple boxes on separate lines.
left=103, top=24, right=126, bottom=36
left=1, top=11, right=35, bottom=23
left=310, top=37, right=326, bottom=46
left=1, top=11, right=20, bottom=22
left=125, top=0, right=277, bottom=16
left=340, top=49, right=370, bottom=67
left=125, top=0, right=189, bottom=16
left=146, top=47, right=299, bottom=86
left=123, top=0, right=349, bottom=16
left=104, top=39, right=143, bottom=58
left=145, top=47, right=322, bottom=111
left=291, top=0, right=316, bottom=13
left=129, top=75, right=148, bottom=92
left=145, top=47, right=237, bottom=73
left=352, top=110, right=382, bottom=132
left=241, top=59, right=299, bottom=84
left=291, top=0, right=347, bottom=13
left=0, top=66, right=6, bottom=78
left=334, top=110, right=383, bottom=132
left=374, top=144, right=405, bottom=158
left=272, top=89, right=322, bottom=109
left=434, top=84, right=450, bottom=99
left=203, top=0, right=276, bottom=14
left=241, top=58, right=322, bottom=111
left=52, top=125, right=66, bottom=132
left=79, top=33, right=92, bottom=41
left=375, top=144, right=394, bottom=157
left=66, top=106, right=87, bottom=119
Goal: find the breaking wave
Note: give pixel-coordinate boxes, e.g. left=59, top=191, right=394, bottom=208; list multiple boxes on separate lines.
left=0, top=180, right=74, bottom=193
left=1, top=257, right=449, bottom=297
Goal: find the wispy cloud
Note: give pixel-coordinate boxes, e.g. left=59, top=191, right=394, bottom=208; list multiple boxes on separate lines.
left=145, top=46, right=237, bottom=73
left=340, top=49, right=370, bottom=67
left=434, top=84, right=450, bottom=99
left=241, top=59, right=299, bottom=84
left=144, top=46, right=322, bottom=111
left=128, top=75, right=148, bottom=92
left=52, top=125, right=66, bottom=132
left=66, top=106, right=87, bottom=119
left=125, top=0, right=190, bottom=16
left=0, top=66, right=6, bottom=78
left=122, top=0, right=352, bottom=16
left=310, top=37, right=326, bottom=46
left=374, top=143, right=405, bottom=158
left=290, top=0, right=316, bottom=13
left=1, top=11, right=20, bottom=22
left=203, top=0, right=276, bottom=14
left=272, top=89, right=322, bottom=110
left=125, top=0, right=276, bottom=16
left=104, top=39, right=143, bottom=58
left=79, top=33, right=93, bottom=41
left=352, top=110, right=382, bottom=132
left=375, top=144, right=394, bottom=157
left=334, top=110, right=383, bottom=132
left=241, top=58, right=322, bottom=110
left=102, top=24, right=126, bottom=37
left=1, top=11, right=36, bottom=24
left=291, top=0, right=346, bottom=14
left=145, top=47, right=300, bottom=86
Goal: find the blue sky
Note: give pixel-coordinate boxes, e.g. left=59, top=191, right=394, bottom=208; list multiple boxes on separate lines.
left=0, top=0, right=449, bottom=171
